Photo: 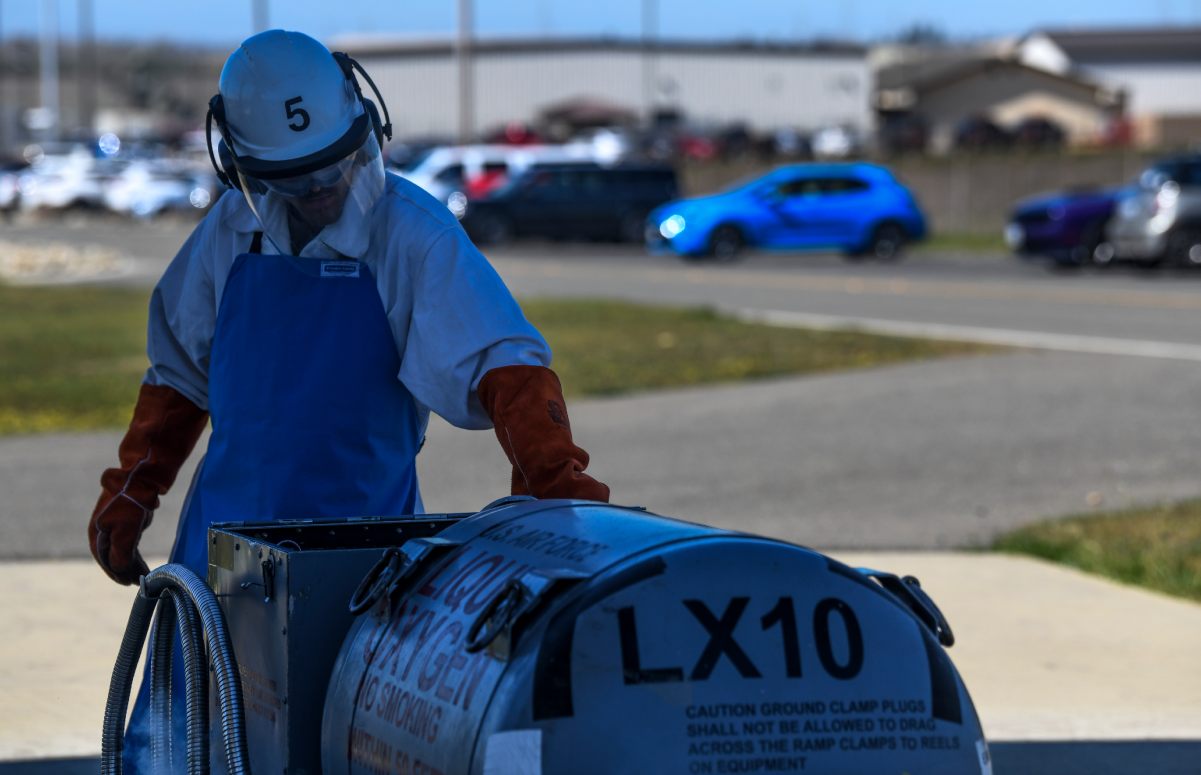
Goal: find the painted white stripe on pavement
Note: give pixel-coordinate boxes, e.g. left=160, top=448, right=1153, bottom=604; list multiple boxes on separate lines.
left=732, top=308, right=1201, bottom=362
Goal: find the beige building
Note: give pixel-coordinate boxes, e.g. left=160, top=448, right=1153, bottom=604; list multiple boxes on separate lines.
left=875, top=54, right=1122, bottom=153
left=1015, top=27, right=1201, bottom=149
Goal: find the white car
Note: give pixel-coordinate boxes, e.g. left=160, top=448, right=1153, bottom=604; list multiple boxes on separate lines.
left=811, top=125, right=862, bottom=160
left=571, top=128, right=633, bottom=164
left=400, top=143, right=600, bottom=204
left=0, top=170, right=21, bottom=211
left=103, top=160, right=218, bottom=217
left=17, top=153, right=113, bottom=211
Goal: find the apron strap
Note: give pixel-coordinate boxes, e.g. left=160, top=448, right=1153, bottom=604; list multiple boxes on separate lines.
left=248, top=231, right=263, bottom=255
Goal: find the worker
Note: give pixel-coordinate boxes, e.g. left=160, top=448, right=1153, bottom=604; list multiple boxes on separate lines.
left=86, top=29, right=607, bottom=769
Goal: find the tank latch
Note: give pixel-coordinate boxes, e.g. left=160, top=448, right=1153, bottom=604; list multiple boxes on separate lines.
left=860, top=569, right=955, bottom=647
left=465, top=568, right=589, bottom=660
left=348, top=536, right=462, bottom=615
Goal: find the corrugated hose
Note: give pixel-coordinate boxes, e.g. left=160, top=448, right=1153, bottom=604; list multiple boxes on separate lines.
left=101, top=564, right=250, bottom=774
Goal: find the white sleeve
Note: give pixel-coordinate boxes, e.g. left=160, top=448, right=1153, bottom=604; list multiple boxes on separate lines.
left=142, top=215, right=219, bottom=410
left=398, top=226, right=551, bottom=430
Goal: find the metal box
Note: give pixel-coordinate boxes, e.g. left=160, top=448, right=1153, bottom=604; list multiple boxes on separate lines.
left=208, top=514, right=463, bottom=774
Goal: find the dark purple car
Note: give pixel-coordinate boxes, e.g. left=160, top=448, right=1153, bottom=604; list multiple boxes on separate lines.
left=1005, top=186, right=1124, bottom=266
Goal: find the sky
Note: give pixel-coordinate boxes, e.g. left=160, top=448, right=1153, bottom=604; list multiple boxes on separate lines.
left=3, top=0, right=1201, bottom=48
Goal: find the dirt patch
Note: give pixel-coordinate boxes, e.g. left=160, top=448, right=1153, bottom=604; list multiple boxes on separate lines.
left=0, top=240, right=127, bottom=284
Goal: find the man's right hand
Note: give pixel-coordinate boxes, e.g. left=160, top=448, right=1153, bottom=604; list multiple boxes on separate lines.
left=477, top=365, right=609, bottom=502
left=89, top=493, right=152, bottom=585
left=86, top=383, right=210, bottom=585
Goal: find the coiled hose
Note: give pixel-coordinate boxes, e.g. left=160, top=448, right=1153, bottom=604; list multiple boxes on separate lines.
left=101, top=564, right=250, bottom=775
left=174, top=588, right=211, bottom=773
left=148, top=593, right=175, bottom=771
left=148, top=588, right=210, bottom=774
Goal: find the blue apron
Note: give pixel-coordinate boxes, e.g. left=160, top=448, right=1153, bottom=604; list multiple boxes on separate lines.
left=124, top=248, right=424, bottom=770
left=175, top=250, right=423, bottom=573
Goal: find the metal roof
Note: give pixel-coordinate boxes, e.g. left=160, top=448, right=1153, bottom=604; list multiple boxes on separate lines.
left=330, top=35, right=866, bottom=59
left=876, top=56, right=1110, bottom=99
left=875, top=54, right=991, bottom=91
left=1038, top=26, right=1201, bottom=64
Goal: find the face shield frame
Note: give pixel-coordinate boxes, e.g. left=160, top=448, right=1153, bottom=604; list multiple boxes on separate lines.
left=256, top=152, right=359, bottom=198
left=235, top=130, right=387, bottom=256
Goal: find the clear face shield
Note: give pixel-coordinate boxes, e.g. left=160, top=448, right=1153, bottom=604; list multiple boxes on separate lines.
left=235, top=132, right=385, bottom=256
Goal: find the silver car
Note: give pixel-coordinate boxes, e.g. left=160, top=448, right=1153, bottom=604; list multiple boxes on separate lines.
left=1105, top=157, right=1201, bottom=266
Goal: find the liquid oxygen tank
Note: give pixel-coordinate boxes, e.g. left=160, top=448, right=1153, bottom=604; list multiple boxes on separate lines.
left=320, top=499, right=990, bottom=775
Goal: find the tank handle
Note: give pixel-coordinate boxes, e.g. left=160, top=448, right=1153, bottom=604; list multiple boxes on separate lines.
left=465, top=568, right=590, bottom=659
left=348, top=536, right=462, bottom=615
left=859, top=568, right=955, bottom=647
left=480, top=494, right=537, bottom=511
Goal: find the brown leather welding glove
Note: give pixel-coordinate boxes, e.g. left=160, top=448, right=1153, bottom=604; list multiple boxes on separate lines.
left=477, top=365, right=610, bottom=502
left=88, top=383, right=209, bottom=585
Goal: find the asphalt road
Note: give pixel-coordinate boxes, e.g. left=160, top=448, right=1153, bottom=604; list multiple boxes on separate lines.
left=486, top=244, right=1201, bottom=354
left=4, top=216, right=1201, bottom=557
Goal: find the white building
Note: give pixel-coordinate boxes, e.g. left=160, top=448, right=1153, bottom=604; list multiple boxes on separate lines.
left=330, top=36, right=870, bottom=141
left=1016, top=27, right=1201, bottom=148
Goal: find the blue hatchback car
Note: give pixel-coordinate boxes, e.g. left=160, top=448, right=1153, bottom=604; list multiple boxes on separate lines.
left=646, top=163, right=926, bottom=261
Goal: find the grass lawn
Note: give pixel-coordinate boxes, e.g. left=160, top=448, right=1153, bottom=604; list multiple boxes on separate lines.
left=920, top=231, right=1008, bottom=253
left=993, top=500, right=1201, bottom=603
left=0, top=285, right=990, bottom=435
left=525, top=299, right=990, bottom=397
left=0, top=283, right=152, bottom=434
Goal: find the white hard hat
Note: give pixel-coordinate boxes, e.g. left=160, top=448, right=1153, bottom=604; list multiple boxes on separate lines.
left=218, top=29, right=367, bottom=168
left=207, top=29, right=394, bottom=256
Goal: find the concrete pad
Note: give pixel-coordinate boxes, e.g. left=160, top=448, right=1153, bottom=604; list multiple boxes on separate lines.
left=0, top=557, right=165, bottom=760
left=2, top=554, right=1199, bottom=761
left=832, top=551, right=1201, bottom=742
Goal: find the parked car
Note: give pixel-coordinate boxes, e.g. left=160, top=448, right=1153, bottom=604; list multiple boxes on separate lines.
left=954, top=116, right=1012, bottom=152
left=399, top=143, right=598, bottom=204
left=1105, top=155, right=1201, bottom=267
left=481, top=121, right=543, bottom=146
left=878, top=115, right=929, bottom=156
left=675, top=130, right=720, bottom=161
left=755, top=127, right=812, bottom=161
left=715, top=123, right=754, bottom=159
left=103, top=160, right=220, bottom=217
left=1004, top=185, right=1122, bottom=266
left=0, top=161, right=25, bottom=212
left=16, top=152, right=116, bottom=211
left=570, top=127, right=635, bottom=164
left=460, top=162, right=679, bottom=244
left=1012, top=116, right=1066, bottom=150
left=384, top=136, right=454, bottom=173
left=811, top=125, right=863, bottom=160
left=646, top=163, right=926, bottom=261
